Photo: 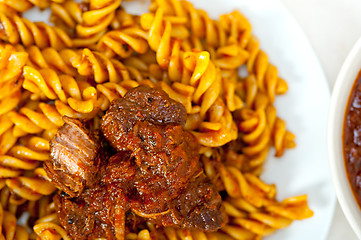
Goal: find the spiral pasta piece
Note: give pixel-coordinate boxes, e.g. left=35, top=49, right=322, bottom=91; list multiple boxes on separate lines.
left=0, top=174, right=57, bottom=238
left=72, top=48, right=145, bottom=83
left=0, top=3, right=17, bottom=17
left=68, top=0, right=123, bottom=48
left=96, top=79, right=143, bottom=111
left=51, top=0, right=123, bottom=36
left=0, top=186, right=31, bottom=239
left=50, top=0, right=82, bottom=31
left=273, top=117, right=296, bottom=157
left=25, top=46, right=78, bottom=76
left=5, top=175, right=56, bottom=201
left=246, top=37, right=288, bottom=103
left=97, top=27, right=149, bottom=59
left=0, top=0, right=65, bottom=13
left=78, top=0, right=122, bottom=37
left=34, top=222, right=71, bottom=240
left=2, top=43, right=78, bottom=77
left=0, top=44, right=28, bottom=83
left=238, top=108, right=271, bottom=157
left=222, top=72, right=244, bottom=112
left=218, top=165, right=313, bottom=238
left=0, top=13, right=72, bottom=50
left=22, top=66, right=102, bottom=118
left=236, top=103, right=295, bottom=160
left=110, top=7, right=138, bottom=30
left=191, top=99, right=238, bottom=148
left=0, top=114, right=17, bottom=153
left=0, top=44, right=27, bottom=117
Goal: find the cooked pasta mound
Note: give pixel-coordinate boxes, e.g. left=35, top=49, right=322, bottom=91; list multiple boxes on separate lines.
left=0, top=0, right=313, bottom=239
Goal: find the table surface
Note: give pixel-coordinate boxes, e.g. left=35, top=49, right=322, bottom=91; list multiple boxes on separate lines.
left=280, top=0, right=361, bottom=239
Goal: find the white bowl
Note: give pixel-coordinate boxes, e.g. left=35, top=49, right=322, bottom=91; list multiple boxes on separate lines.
left=328, top=36, right=361, bottom=238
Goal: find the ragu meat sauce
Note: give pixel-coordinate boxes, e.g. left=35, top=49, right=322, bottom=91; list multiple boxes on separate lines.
left=44, top=86, right=226, bottom=240
left=343, top=69, right=361, bottom=208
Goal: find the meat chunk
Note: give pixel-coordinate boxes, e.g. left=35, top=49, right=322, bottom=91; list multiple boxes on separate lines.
left=123, top=121, right=200, bottom=199
left=171, top=174, right=226, bottom=231
left=44, top=117, right=101, bottom=197
left=100, top=86, right=226, bottom=231
left=103, top=131, right=225, bottom=230
left=54, top=193, right=95, bottom=238
left=50, top=86, right=226, bottom=240
left=54, top=186, right=121, bottom=240
left=101, top=85, right=187, bottom=151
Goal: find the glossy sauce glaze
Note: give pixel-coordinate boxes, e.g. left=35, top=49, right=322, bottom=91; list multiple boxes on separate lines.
left=344, top=70, right=361, bottom=207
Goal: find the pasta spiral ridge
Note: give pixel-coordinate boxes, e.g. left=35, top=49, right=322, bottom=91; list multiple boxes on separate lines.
left=0, top=130, right=52, bottom=178
left=0, top=44, right=27, bottom=115
left=72, top=0, right=123, bottom=48
left=72, top=47, right=146, bottom=83
left=0, top=12, right=72, bottom=50
left=50, top=0, right=83, bottom=32
left=245, top=37, right=288, bottom=103
left=25, top=46, right=79, bottom=77
left=3, top=43, right=79, bottom=77
left=0, top=184, right=31, bottom=240
left=97, top=27, right=149, bottom=59
left=236, top=92, right=295, bottom=159
left=21, top=66, right=104, bottom=119
left=34, top=221, right=71, bottom=240
left=5, top=168, right=56, bottom=201
left=0, top=0, right=65, bottom=13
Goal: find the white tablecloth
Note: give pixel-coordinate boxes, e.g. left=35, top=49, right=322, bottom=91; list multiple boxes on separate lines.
left=280, top=0, right=361, bottom=239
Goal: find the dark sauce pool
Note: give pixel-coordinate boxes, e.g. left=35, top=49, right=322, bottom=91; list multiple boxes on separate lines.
left=343, top=70, right=361, bottom=207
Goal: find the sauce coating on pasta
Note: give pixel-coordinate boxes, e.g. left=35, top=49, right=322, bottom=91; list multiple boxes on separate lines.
left=0, top=0, right=314, bottom=238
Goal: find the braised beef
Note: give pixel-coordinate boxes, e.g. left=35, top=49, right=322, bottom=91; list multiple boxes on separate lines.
left=44, top=117, right=102, bottom=197
left=101, top=85, right=187, bottom=151
left=48, top=86, right=226, bottom=240
left=171, top=174, right=226, bottom=231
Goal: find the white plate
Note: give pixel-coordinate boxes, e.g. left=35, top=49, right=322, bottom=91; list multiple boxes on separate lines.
left=25, top=0, right=336, bottom=239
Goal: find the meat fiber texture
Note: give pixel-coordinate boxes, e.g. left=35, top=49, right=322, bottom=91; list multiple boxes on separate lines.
left=45, top=86, right=226, bottom=240
left=44, top=117, right=101, bottom=198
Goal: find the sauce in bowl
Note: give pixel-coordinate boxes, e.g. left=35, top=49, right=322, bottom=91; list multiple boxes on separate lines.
left=343, top=70, right=361, bottom=207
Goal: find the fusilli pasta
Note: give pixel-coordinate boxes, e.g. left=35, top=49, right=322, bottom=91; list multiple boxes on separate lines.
left=0, top=0, right=312, bottom=239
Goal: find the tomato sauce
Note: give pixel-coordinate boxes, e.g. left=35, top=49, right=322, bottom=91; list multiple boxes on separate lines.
left=343, top=70, right=361, bottom=207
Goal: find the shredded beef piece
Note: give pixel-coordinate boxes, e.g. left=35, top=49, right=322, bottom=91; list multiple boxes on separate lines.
left=44, top=117, right=102, bottom=197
